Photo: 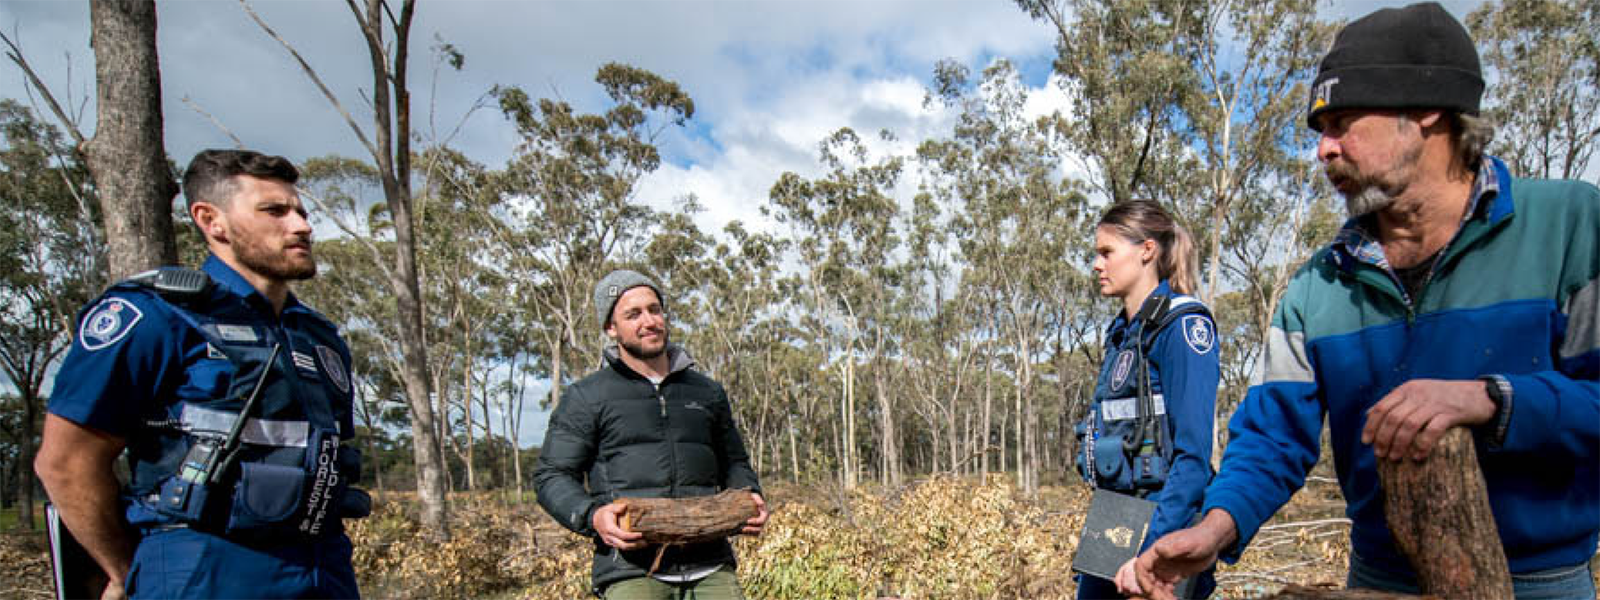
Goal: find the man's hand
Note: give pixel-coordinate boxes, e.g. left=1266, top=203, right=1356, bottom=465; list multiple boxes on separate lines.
left=101, top=580, right=127, bottom=600
left=1114, top=557, right=1143, bottom=597
left=35, top=415, right=134, bottom=592
left=740, top=493, right=769, bottom=536
left=1362, top=379, right=1495, bottom=461
left=590, top=501, right=645, bottom=550
left=1134, top=509, right=1237, bottom=600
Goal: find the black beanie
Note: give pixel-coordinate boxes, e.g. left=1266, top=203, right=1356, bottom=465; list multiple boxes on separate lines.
left=1307, top=2, right=1483, bottom=131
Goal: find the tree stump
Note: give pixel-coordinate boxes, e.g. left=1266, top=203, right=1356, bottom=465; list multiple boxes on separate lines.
left=617, top=488, right=758, bottom=545
left=1376, top=427, right=1513, bottom=598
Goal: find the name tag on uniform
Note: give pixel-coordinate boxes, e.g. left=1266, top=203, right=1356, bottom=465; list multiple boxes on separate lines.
left=216, top=324, right=259, bottom=342
left=1101, top=395, right=1166, bottom=422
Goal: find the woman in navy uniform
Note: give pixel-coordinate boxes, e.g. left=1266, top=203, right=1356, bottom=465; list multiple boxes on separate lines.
left=1077, top=200, right=1219, bottom=599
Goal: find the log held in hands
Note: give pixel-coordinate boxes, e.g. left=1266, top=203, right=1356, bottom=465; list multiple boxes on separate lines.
left=617, top=488, right=758, bottom=545
left=1377, top=426, right=1513, bottom=598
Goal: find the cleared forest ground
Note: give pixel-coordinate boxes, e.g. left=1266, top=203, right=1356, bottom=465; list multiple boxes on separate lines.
left=4, top=475, right=1596, bottom=599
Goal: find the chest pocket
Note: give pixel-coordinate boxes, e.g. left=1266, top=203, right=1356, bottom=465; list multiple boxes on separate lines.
left=668, top=397, right=716, bottom=444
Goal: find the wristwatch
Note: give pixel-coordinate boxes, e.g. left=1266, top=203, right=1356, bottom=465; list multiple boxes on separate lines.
left=1477, top=375, right=1512, bottom=447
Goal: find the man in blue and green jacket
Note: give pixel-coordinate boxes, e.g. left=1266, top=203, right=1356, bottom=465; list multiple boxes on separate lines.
left=1131, top=4, right=1598, bottom=600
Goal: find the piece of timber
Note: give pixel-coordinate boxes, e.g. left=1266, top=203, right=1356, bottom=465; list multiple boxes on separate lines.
left=617, top=488, right=758, bottom=545
left=1376, top=426, right=1513, bottom=599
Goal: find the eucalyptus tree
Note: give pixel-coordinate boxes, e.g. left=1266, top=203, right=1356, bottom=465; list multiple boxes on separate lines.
left=767, top=127, right=907, bottom=488
left=919, top=59, right=1087, bottom=493
left=242, top=0, right=451, bottom=535
left=1015, top=0, right=1206, bottom=206
left=896, top=192, right=980, bottom=475
left=1182, top=0, right=1334, bottom=304
left=410, top=146, right=500, bottom=492
left=649, top=218, right=789, bottom=473
left=0, top=101, right=103, bottom=529
left=1468, top=0, right=1600, bottom=181
left=489, top=63, right=693, bottom=409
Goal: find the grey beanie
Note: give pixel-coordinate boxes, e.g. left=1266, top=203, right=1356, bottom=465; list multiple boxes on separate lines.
left=1307, top=1, right=1483, bottom=131
left=593, top=269, right=664, bottom=329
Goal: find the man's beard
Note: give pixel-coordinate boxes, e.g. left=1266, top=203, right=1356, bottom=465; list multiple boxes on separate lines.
left=621, top=329, right=668, bottom=360
left=1326, top=140, right=1420, bottom=218
left=236, top=235, right=317, bottom=281
left=1343, top=184, right=1396, bottom=218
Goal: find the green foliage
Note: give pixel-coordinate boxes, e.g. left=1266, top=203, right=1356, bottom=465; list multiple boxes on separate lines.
left=1468, top=0, right=1600, bottom=180
left=0, top=100, right=103, bottom=525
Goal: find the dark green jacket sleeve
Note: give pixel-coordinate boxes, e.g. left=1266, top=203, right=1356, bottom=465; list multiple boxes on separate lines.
left=533, top=385, right=600, bottom=537
left=714, top=385, right=762, bottom=495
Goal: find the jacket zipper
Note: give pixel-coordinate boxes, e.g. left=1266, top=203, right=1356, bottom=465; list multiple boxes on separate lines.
left=656, top=381, right=679, bottom=499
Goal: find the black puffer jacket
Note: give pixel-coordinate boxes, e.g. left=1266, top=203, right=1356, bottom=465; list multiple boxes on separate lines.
left=533, top=344, right=761, bottom=593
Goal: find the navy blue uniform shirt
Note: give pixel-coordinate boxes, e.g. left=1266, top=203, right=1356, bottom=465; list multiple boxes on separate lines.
left=1079, top=280, right=1219, bottom=552
left=48, top=255, right=356, bottom=523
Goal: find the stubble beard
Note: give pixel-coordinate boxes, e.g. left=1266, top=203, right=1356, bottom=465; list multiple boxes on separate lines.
left=236, top=235, right=317, bottom=281
left=621, top=329, right=668, bottom=361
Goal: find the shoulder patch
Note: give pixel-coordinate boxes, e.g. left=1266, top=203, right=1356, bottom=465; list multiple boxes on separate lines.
left=79, top=297, right=144, bottom=351
left=316, top=345, right=351, bottom=394
left=1181, top=314, right=1214, bottom=355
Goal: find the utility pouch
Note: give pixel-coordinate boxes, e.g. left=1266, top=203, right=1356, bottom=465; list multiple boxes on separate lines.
left=338, top=488, right=373, bottom=519
left=1093, top=435, right=1131, bottom=489
left=225, top=462, right=308, bottom=533
left=155, top=475, right=216, bottom=523
left=335, top=444, right=371, bottom=519
left=1132, top=452, right=1170, bottom=489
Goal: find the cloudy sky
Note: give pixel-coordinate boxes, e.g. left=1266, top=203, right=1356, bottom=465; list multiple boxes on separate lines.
left=0, top=0, right=1483, bottom=445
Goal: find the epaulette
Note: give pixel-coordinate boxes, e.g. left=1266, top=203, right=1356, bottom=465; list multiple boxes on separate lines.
left=125, top=267, right=213, bottom=302
left=1134, top=293, right=1212, bottom=346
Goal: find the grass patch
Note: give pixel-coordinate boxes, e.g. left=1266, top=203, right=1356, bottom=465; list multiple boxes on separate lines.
left=0, top=501, right=47, bottom=532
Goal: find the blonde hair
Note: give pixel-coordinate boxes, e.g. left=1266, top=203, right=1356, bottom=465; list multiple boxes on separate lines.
left=1097, top=200, right=1199, bottom=295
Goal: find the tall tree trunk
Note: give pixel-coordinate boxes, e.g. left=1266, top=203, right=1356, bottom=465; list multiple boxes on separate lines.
left=981, top=340, right=993, bottom=478
left=874, top=357, right=899, bottom=486
left=17, top=388, right=40, bottom=530
left=1377, top=427, right=1513, bottom=598
left=549, top=340, right=563, bottom=409
left=462, top=338, right=476, bottom=492
left=86, top=0, right=177, bottom=280
left=842, top=356, right=857, bottom=489
left=788, top=412, right=799, bottom=483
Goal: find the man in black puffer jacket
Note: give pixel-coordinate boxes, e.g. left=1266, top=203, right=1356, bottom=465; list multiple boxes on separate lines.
left=534, top=269, right=767, bottom=599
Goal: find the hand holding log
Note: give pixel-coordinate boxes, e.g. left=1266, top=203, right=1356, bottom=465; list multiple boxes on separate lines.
left=616, top=488, right=761, bottom=545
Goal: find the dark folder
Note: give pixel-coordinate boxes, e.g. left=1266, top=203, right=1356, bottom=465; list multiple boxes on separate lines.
left=45, top=503, right=105, bottom=600
left=1073, top=489, right=1156, bottom=580
left=1071, top=489, right=1197, bottom=598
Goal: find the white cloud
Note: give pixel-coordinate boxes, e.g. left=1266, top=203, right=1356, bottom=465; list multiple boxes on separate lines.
left=1, top=1, right=1059, bottom=214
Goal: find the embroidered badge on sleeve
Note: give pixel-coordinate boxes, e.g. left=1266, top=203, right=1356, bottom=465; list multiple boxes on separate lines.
left=316, top=345, right=351, bottom=394
left=1181, top=315, right=1214, bottom=355
left=79, top=297, right=144, bottom=351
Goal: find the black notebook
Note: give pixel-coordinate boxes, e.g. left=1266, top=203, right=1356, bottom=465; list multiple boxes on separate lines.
left=1071, top=489, right=1197, bottom=598
left=45, top=503, right=105, bottom=600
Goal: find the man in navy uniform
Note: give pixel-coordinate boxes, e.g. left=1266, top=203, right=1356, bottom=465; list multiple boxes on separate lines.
left=35, top=149, right=368, bottom=598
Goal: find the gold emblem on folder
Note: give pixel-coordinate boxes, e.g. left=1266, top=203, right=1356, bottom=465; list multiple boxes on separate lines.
left=1106, top=526, right=1134, bottom=548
